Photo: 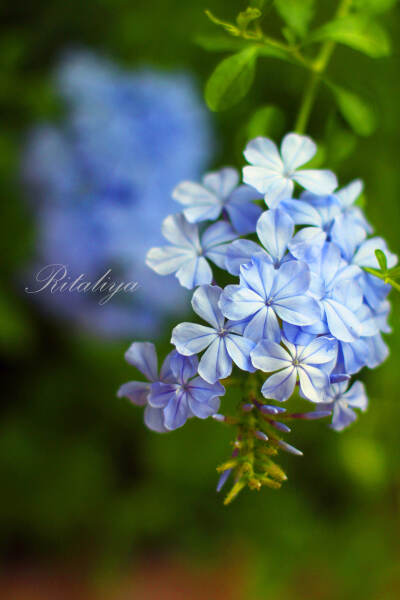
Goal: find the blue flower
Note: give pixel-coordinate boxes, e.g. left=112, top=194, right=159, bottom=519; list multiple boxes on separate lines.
left=149, top=352, right=225, bottom=430
left=220, top=256, right=319, bottom=342
left=243, top=133, right=337, bottom=208
left=251, top=336, right=337, bottom=402
left=171, top=285, right=255, bottom=383
left=22, top=49, right=214, bottom=338
left=304, top=243, right=363, bottom=342
left=225, top=208, right=294, bottom=275
left=320, top=380, right=368, bottom=431
left=117, top=342, right=175, bottom=433
left=146, top=214, right=237, bottom=289
left=172, top=167, right=263, bottom=234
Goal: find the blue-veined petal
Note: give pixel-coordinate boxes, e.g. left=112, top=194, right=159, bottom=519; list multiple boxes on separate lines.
left=124, top=341, right=158, bottom=380
left=146, top=245, right=194, bottom=276
left=261, top=367, right=297, bottom=401
left=191, top=284, right=225, bottom=330
left=323, top=298, right=362, bottom=342
left=225, top=239, right=268, bottom=275
left=245, top=305, right=281, bottom=342
left=251, top=339, right=291, bottom=371
left=243, top=137, right=283, bottom=170
left=274, top=295, right=320, bottom=326
left=171, top=322, right=216, bottom=355
left=117, top=381, right=150, bottom=406
left=172, top=180, right=221, bottom=223
left=294, top=169, right=337, bottom=195
left=225, top=334, right=256, bottom=372
left=280, top=133, right=316, bottom=170
left=256, top=209, right=294, bottom=263
left=176, top=255, right=212, bottom=289
left=144, top=405, right=168, bottom=433
left=298, top=365, right=329, bottom=403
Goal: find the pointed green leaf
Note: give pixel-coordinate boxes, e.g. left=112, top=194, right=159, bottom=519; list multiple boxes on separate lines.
left=275, top=0, right=315, bottom=38
left=205, top=47, right=258, bottom=111
left=309, top=15, right=391, bottom=58
left=375, top=249, right=388, bottom=272
left=388, top=266, right=400, bottom=279
left=327, top=83, right=376, bottom=136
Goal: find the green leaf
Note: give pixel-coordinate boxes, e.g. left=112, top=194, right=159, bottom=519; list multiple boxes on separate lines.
left=388, top=266, right=400, bottom=278
left=237, top=7, right=262, bottom=32
left=275, top=0, right=315, bottom=38
left=375, top=249, right=388, bottom=271
left=352, top=0, right=398, bottom=14
left=246, top=105, right=285, bottom=140
left=309, top=15, right=391, bottom=58
left=387, top=278, right=400, bottom=293
left=205, top=47, right=258, bottom=111
left=327, top=83, right=376, bottom=136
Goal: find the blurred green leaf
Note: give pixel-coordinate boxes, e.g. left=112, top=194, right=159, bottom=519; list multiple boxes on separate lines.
left=245, top=104, right=285, bottom=140
left=205, top=47, right=258, bottom=111
left=327, top=83, right=377, bottom=136
left=325, top=125, right=358, bottom=166
left=205, top=10, right=240, bottom=36
left=309, top=15, right=391, bottom=58
left=353, top=0, right=398, bottom=13
left=275, top=0, right=315, bottom=38
left=375, top=249, right=388, bottom=272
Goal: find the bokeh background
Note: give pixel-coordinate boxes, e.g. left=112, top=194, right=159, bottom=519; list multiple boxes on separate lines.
left=1, top=0, right=400, bottom=598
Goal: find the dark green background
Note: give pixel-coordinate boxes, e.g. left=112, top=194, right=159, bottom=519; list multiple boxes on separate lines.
left=1, top=1, right=399, bottom=597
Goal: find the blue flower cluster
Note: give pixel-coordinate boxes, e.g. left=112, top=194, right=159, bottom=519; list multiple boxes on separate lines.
left=120, top=132, right=395, bottom=435
left=22, top=49, right=213, bottom=337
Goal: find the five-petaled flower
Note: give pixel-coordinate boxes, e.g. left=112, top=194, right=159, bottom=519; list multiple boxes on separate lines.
left=243, top=133, right=337, bottom=208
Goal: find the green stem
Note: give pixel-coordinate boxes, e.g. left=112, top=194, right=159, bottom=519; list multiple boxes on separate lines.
left=294, top=0, right=353, bottom=134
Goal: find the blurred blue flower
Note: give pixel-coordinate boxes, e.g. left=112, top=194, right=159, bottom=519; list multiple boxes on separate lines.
left=22, top=49, right=214, bottom=337
left=320, top=380, right=368, bottom=431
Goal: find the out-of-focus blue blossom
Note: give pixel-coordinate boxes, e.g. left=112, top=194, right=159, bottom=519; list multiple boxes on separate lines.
left=220, top=257, right=320, bottom=342
left=251, top=336, right=337, bottom=402
left=146, top=214, right=236, bottom=289
left=319, top=380, right=368, bottom=431
left=172, top=167, right=263, bottom=234
left=243, top=133, right=337, bottom=207
left=171, top=285, right=255, bottom=383
left=22, top=49, right=214, bottom=337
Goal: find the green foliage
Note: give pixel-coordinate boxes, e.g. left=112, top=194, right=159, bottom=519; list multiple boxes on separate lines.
left=353, top=0, right=398, bottom=13
left=327, top=82, right=376, bottom=136
left=236, top=7, right=262, bottom=32
left=275, top=0, right=315, bottom=38
left=205, top=46, right=258, bottom=111
left=363, top=250, right=400, bottom=293
left=245, top=104, right=285, bottom=140
left=309, top=15, right=391, bottom=58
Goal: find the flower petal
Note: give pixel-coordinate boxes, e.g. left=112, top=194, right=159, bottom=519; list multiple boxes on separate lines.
left=245, top=305, right=281, bottom=342
left=163, top=391, right=190, bottom=430
left=243, top=136, right=283, bottom=169
left=203, top=167, right=239, bottom=198
left=280, top=198, right=322, bottom=226
left=251, top=339, right=292, bottom=371
left=161, top=213, right=201, bottom=249
left=225, top=239, right=268, bottom=275
left=170, top=352, right=198, bottom=383
left=146, top=245, right=193, bottom=276
left=226, top=184, right=263, bottom=234
left=149, top=382, right=177, bottom=408
left=117, top=381, right=150, bottom=406
left=219, top=284, right=265, bottom=321
left=271, top=260, right=311, bottom=299
left=274, top=295, right=320, bottom=326
left=225, top=334, right=256, bottom=372
left=323, top=298, right=362, bottom=342
left=191, top=284, right=225, bottom=329
left=281, top=133, right=316, bottom=170
left=172, top=180, right=221, bottom=223
left=171, top=322, right=217, bottom=355
left=143, top=405, right=168, bottom=433
left=294, top=169, right=337, bottom=195
left=261, top=367, right=297, bottom=402
left=124, top=341, right=158, bottom=380
left=198, top=337, right=232, bottom=383
left=298, top=365, right=329, bottom=403
left=176, top=255, right=212, bottom=289
left=297, top=336, right=337, bottom=365
left=336, top=179, right=363, bottom=208
left=256, top=209, right=294, bottom=263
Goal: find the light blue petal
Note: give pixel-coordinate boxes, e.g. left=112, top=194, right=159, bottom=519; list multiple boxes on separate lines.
left=226, top=185, right=263, bottom=234
left=300, top=192, right=341, bottom=226
left=240, top=256, right=275, bottom=299
left=251, top=339, right=291, bottom=371
left=225, top=334, right=256, bottom=372
left=176, top=255, right=212, bottom=289
left=191, top=284, right=225, bottom=329
left=172, top=180, right=221, bottom=223
left=203, top=167, right=239, bottom=197
left=298, top=365, right=329, bottom=403
left=288, top=227, right=326, bottom=261
left=149, top=382, right=177, bottom=408
left=143, top=405, right=168, bottom=433
left=243, top=136, right=283, bottom=170
left=294, top=169, right=337, bottom=195
left=163, top=390, right=190, bottom=430
left=187, top=376, right=225, bottom=417
left=274, top=295, right=320, bottom=326
left=124, top=341, right=158, bottom=380
left=282, top=322, right=316, bottom=346
left=202, top=220, right=237, bottom=251
left=219, top=284, right=264, bottom=321
left=364, top=333, right=389, bottom=368
left=330, top=213, right=367, bottom=261
left=261, top=366, right=297, bottom=401
left=298, top=336, right=337, bottom=365
left=117, top=381, right=150, bottom=406
left=198, top=337, right=232, bottom=383
left=336, top=179, right=363, bottom=208
left=280, top=133, right=316, bottom=170
left=343, top=380, right=368, bottom=410
left=323, top=298, right=362, bottom=342
left=256, top=209, right=294, bottom=263
left=225, top=239, right=268, bottom=275
left=161, top=213, right=201, bottom=249
left=353, top=237, right=398, bottom=269
left=280, top=198, right=322, bottom=226
left=170, top=352, right=198, bottom=383
left=331, top=402, right=357, bottom=431
left=264, top=177, right=294, bottom=208
left=245, top=305, right=281, bottom=342
left=271, top=260, right=311, bottom=299
left=171, top=322, right=216, bottom=355
left=146, top=245, right=193, bottom=276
